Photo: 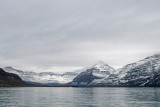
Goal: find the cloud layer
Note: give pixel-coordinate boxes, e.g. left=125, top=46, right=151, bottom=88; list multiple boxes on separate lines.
left=0, top=0, right=160, bottom=73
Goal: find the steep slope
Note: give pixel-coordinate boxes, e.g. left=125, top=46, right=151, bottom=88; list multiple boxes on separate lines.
left=3, top=67, right=79, bottom=85
left=71, top=62, right=115, bottom=86
left=0, top=68, right=26, bottom=87
left=114, top=54, right=160, bottom=86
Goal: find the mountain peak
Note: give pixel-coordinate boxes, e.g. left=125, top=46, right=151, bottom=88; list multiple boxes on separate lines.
left=92, top=61, right=115, bottom=73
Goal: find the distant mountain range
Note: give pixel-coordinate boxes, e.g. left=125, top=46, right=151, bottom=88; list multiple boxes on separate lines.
left=3, top=67, right=79, bottom=85
left=1, top=54, right=160, bottom=87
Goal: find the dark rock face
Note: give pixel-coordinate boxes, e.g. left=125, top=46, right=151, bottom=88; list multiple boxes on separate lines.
left=0, top=68, right=26, bottom=86
left=154, top=72, right=160, bottom=86
left=71, top=68, right=100, bottom=86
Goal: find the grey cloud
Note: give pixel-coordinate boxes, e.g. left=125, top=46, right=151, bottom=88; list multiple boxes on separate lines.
left=0, top=0, right=160, bottom=72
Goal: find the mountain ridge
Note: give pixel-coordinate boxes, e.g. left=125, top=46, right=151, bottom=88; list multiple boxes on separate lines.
left=71, top=54, right=160, bottom=87
left=2, top=53, right=160, bottom=87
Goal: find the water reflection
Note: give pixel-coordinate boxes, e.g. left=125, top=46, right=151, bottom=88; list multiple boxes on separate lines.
left=0, top=87, right=160, bottom=107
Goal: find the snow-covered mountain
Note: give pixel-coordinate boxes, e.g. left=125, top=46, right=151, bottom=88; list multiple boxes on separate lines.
left=114, top=54, right=160, bottom=86
left=71, top=61, right=115, bottom=86
left=2, top=67, right=79, bottom=85
left=71, top=54, right=160, bottom=87
left=2, top=54, right=160, bottom=87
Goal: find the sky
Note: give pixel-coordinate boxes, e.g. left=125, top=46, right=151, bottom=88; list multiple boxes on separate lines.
left=0, top=0, right=160, bottom=73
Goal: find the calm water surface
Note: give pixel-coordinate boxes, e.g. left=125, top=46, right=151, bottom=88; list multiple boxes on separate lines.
left=0, top=87, right=160, bottom=107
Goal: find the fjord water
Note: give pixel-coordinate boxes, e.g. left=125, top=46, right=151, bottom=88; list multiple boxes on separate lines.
left=0, top=87, right=160, bottom=107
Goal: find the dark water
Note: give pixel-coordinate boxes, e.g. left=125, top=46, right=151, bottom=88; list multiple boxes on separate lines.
left=0, top=87, right=160, bottom=107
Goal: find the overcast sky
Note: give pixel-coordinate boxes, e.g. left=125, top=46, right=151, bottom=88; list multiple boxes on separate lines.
left=0, top=0, right=160, bottom=73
